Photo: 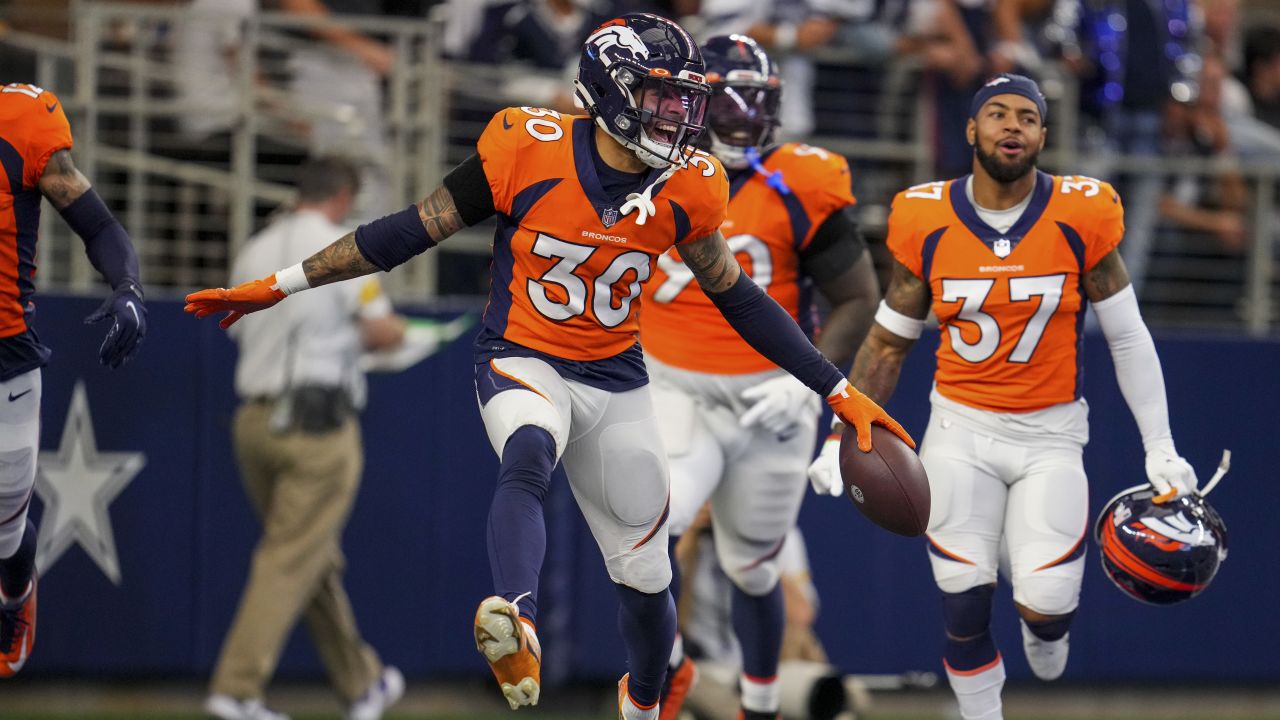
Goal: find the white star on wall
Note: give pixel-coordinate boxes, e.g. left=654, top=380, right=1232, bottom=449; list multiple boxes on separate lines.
left=34, top=381, right=146, bottom=586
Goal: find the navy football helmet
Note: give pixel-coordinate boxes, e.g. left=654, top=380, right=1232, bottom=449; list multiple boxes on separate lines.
left=573, top=14, right=710, bottom=168
left=699, top=34, right=782, bottom=169
left=1095, top=484, right=1228, bottom=605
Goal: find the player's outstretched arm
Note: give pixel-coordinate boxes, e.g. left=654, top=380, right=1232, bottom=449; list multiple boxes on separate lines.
left=1085, top=249, right=1196, bottom=502
left=679, top=231, right=913, bottom=452
left=186, top=183, right=467, bottom=329
left=39, top=149, right=147, bottom=368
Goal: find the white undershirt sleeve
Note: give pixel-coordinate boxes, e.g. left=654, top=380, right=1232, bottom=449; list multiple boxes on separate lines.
left=1092, top=285, right=1174, bottom=453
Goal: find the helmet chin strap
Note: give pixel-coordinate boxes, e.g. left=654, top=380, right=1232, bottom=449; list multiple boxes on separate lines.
left=1197, top=449, right=1231, bottom=497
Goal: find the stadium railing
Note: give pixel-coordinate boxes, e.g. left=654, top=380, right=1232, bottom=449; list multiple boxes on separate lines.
left=0, top=2, right=1274, bottom=335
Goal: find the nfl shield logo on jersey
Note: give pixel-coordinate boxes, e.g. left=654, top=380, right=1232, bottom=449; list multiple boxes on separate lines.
left=601, top=207, right=619, bottom=228
left=993, top=237, right=1012, bottom=258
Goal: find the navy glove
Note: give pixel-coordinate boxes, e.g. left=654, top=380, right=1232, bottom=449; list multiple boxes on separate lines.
left=84, top=282, right=146, bottom=368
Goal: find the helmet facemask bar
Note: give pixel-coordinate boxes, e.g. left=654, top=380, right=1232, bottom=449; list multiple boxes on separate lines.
left=620, top=72, right=709, bottom=166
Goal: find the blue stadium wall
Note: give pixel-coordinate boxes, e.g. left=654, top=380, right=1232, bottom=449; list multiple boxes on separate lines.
left=23, top=294, right=1278, bottom=683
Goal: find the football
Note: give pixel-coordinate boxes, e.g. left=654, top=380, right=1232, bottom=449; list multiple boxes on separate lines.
left=839, top=424, right=931, bottom=537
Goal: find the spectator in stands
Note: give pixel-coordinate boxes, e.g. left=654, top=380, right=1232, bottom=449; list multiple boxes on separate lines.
left=1245, top=25, right=1280, bottom=131
left=443, top=0, right=610, bottom=70
left=277, top=0, right=398, bottom=219
left=1158, top=55, right=1249, bottom=254
left=206, top=156, right=407, bottom=720
left=173, top=0, right=256, bottom=145
left=1059, top=0, right=1200, bottom=292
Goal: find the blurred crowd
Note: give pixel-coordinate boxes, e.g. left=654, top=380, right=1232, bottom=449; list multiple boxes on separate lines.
left=2, top=0, right=1278, bottom=300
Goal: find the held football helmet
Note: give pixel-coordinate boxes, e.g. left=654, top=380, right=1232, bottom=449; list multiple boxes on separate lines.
left=699, top=34, right=783, bottom=169
left=574, top=14, right=710, bottom=169
left=1094, top=472, right=1229, bottom=606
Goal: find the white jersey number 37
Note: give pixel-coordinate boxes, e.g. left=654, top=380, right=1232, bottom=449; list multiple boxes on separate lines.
left=941, top=274, right=1066, bottom=363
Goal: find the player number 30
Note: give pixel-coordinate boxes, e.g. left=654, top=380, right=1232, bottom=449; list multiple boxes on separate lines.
left=527, top=234, right=651, bottom=328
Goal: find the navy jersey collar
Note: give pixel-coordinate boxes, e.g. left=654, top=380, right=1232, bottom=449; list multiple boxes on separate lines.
left=573, top=118, right=665, bottom=226
left=949, top=170, right=1054, bottom=257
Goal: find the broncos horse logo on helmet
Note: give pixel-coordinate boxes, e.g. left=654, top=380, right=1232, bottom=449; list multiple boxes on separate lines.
left=698, top=34, right=782, bottom=170
left=1095, top=478, right=1229, bottom=606
left=574, top=14, right=710, bottom=169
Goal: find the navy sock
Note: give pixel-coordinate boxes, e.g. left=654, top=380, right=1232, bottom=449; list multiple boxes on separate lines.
left=487, top=426, right=556, bottom=621
left=732, top=582, right=785, bottom=680
left=0, top=519, right=36, bottom=599
left=616, top=583, right=676, bottom=707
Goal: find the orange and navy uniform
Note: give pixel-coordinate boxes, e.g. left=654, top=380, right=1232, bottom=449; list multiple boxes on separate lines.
left=0, top=83, right=72, bottom=380
left=887, top=171, right=1124, bottom=413
left=641, top=142, right=854, bottom=374
left=474, top=106, right=728, bottom=389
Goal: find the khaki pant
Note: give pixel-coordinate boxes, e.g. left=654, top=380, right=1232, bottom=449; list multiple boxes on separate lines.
left=210, top=402, right=381, bottom=703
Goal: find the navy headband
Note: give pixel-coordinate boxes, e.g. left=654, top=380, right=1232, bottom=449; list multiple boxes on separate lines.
left=970, top=73, right=1047, bottom=122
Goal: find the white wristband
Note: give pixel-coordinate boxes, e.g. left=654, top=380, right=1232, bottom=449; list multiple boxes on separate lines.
left=273, top=262, right=311, bottom=296
left=874, top=299, right=925, bottom=340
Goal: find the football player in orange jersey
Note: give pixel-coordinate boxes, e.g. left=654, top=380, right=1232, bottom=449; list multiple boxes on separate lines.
left=639, top=35, right=879, bottom=720
left=0, top=83, right=148, bottom=677
left=186, top=15, right=910, bottom=719
left=807, top=74, right=1199, bottom=720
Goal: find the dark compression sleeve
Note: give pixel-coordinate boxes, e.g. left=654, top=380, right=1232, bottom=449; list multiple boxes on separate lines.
left=706, top=272, right=844, bottom=396
left=59, top=189, right=140, bottom=291
left=799, top=207, right=866, bottom=284
left=354, top=204, right=436, bottom=272
left=355, top=153, right=498, bottom=272
left=443, top=153, right=497, bottom=226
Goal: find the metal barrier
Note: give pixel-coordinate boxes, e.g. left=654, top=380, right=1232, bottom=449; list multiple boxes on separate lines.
left=1, top=3, right=1275, bottom=335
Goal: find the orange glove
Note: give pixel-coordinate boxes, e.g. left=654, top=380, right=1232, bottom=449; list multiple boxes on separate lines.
left=184, top=274, right=286, bottom=329
left=827, top=379, right=915, bottom=453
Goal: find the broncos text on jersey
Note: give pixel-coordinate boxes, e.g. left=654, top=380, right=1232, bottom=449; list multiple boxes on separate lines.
left=641, top=142, right=854, bottom=374
left=887, top=170, right=1123, bottom=412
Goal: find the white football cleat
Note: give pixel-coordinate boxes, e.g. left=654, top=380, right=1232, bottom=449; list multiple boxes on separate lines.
left=1020, top=621, right=1069, bottom=681
left=474, top=595, right=541, bottom=709
left=204, top=694, right=290, bottom=720
left=346, top=666, right=405, bottom=720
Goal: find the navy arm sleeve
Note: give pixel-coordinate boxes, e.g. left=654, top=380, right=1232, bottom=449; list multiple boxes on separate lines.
left=354, top=153, right=496, bottom=271
left=706, top=272, right=845, bottom=396
left=59, top=189, right=141, bottom=293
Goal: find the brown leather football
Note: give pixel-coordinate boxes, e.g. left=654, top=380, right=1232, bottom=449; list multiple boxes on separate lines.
left=839, top=424, right=930, bottom=536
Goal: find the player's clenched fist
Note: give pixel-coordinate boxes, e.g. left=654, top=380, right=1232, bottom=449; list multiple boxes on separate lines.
left=826, top=379, right=915, bottom=453
left=185, top=273, right=286, bottom=329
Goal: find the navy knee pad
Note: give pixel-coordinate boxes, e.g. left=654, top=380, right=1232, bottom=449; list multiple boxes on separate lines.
left=1024, top=611, right=1075, bottom=642
left=943, top=584, right=995, bottom=639
left=942, top=585, right=998, bottom=672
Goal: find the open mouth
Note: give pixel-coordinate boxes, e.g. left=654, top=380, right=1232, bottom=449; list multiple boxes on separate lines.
left=998, top=139, right=1024, bottom=156
left=650, top=119, right=679, bottom=145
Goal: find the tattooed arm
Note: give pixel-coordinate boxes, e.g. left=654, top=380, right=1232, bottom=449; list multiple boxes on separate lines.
left=848, top=260, right=930, bottom=406
left=1082, top=248, right=1131, bottom=302
left=37, top=149, right=93, bottom=209
left=677, top=230, right=742, bottom=292
left=300, top=184, right=465, bottom=288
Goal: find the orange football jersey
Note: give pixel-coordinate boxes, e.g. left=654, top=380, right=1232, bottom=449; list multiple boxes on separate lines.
left=887, top=171, right=1123, bottom=413
left=474, top=106, right=728, bottom=373
left=641, top=142, right=854, bottom=374
left=0, top=83, right=72, bottom=339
